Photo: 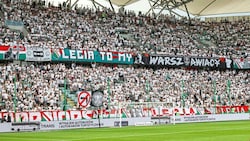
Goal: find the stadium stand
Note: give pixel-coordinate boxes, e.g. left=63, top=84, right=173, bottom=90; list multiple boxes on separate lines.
left=1, top=0, right=249, bottom=57
left=0, top=0, right=249, bottom=113
left=0, top=62, right=249, bottom=112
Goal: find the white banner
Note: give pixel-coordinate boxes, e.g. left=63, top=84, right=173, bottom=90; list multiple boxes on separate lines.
left=39, top=117, right=151, bottom=130
left=0, top=114, right=249, bottom=132
left=170, top=113, right=249, bottom=123
left=26, top=47, right=51, bottom=61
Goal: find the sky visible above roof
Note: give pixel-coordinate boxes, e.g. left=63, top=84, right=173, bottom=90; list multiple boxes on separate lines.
left=49, top=0, right=250, bottom=17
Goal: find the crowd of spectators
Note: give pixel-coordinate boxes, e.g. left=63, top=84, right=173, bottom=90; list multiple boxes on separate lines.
left=0, top=0, right=249, bottom=112
left=0, top=63, right=249, bottom=112
left=0, top=0, right=249, bottom=58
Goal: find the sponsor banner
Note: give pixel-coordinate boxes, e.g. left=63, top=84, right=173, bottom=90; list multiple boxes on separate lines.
left=51, top=48, right=134, bottom=64
left=40, top=119, right=104, bottom=130
left=39, top=117, right=151, bottom=131
left=26, top=47, right=51, bottom=61
left=0, top=123, right=12, bottom=132
left=0, top=114, right=248, bottom=132
left=114, top=121, right=128, bottom=127
left=0, top=45, right=26, bottom=60
left=233, top=57, right=250, bottom=69
left=11, top=122, right=40, bottom=132
left=171, top=113, right=249, bottom=123
left=58, top=120, right=103, bottom=129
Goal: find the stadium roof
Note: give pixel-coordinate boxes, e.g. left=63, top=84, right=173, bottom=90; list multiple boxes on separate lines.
left=105, top=0, right=250, bottom=16
left=179, top=0, right=250, bottom=16
left=107, top=0, right=140, bottom=6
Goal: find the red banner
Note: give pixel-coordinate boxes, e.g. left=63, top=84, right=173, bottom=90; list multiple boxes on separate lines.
left=0, top=106, right=248, bottom=122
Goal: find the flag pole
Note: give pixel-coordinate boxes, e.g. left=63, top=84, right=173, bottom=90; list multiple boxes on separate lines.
left=107, top=77, right=111, bottom=118
left=26, top=76, right=31, bottom=122
left=63, top=77, right=67, bottom=120
left=181, top=79, right=185, bottom=108
left=227, top=79, right=231, bottom=106
left=146, top=79, right=150, bottom=102
left=213, top=80, right=217, bottom=114
left=146, top=79, right=150, bottom=116
left=14, top=75, right=17, bottom=122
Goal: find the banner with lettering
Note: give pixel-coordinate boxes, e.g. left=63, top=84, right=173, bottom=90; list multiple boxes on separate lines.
left=137, top=54, right=233, bottom=69
left=186, top=56, right=233, bottom=69
left=0, top=45, right=26, bottom=60
left=134, top=54, right=185, bottom=67
left=26, top=47, right=51, bottom=61
left=0, top=106, right=248, bottom=122
left=51, top=48, right=134, bottom=64
left=216, top=105, right=249, bottom=114
left=1, top=45, right=248, bottom=71
left=149, top=55, right=185, bottom=66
